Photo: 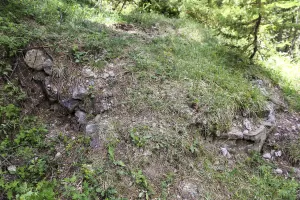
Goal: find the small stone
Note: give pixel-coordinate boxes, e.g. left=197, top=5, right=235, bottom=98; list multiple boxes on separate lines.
left=85, top=124, right=98, bottom=134
left=7, top=165, right=16, bottom=174
left=50, top=103, right=61, bottom=111
left=271, top=150, right=275, bottom=156
left=72, top=86, right=88, bottom=100
left=263, top=153, right=272, bottom=159
left=243, top=130, right=249, bottom=134
left=94, top=114, right=101, bottom=123
left=43, top=59, right=53, bottom=75
left=297, top=124, right=300, bottom=130
left=83, top=68, right=96, bottom=78
left=227, top=128, right=243, bottom=139
left=243, top=119, right=252, bottom=130
left=275, top=150, right=282, bottom=157
left=102, top=89, right=113, bottom=97
left=292, top=126, right=296, bottom=131
left=102, top=73, right=110, bottom=79
left=274, top=132, right=280, bottom=136
left=275, top=168, right=283, bottom=174
left=178, top=181, right=199, bottom=199
left=243, top=125, right=266, bottom=142
left=60, top=99, right=80, bottom=112
left=90, top=136, right=100, bottom=149
left=108, top=71, right=115, bottom=77
left=220, top=147, right=231, bottom=158
left=75, top=110, right=87, bottom=124
left=44, top=77, right=58, bottom=102
left=55, top=152, right=62, bottom=159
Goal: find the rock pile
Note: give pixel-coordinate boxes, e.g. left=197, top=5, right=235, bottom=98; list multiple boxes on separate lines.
left=19, top=48, right=116, bottom=148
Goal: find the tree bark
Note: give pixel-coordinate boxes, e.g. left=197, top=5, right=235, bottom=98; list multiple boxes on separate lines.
left=249, top=0, right=262, bottom=60
left=249, top=13, right=262, bottom=60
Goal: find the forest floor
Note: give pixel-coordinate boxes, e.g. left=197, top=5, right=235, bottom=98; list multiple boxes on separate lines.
left=1, top=3, right=300, bottom=199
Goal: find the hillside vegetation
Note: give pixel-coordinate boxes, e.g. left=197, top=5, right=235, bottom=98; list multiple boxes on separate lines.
left=1, top=0, right=300, bottom=199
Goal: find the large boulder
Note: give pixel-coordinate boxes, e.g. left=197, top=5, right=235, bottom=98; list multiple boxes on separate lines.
left=24, top=49, right=53, bottom=71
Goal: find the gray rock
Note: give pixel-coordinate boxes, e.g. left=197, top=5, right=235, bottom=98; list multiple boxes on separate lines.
left=243, top=119, right=252, bottom=130
left=44, top=77, right=58, bottom=101
left=7, top=165, right=16, bottom=174
left=83, top=68, right=96, bottom=78
left=85, top=124, right=98, bottom=135
left=90, top=135, right=100, bottom=149
left=243, top=125, right=266, bottom=142
left=244, top=124, right=274, bottom=152
left=263, top=153, right=272, bottom=159
left=275, top=168, right=283, bottom=174
left=220, top=147, right=231, bottom=158
left=177, top=181, right=199, bottom=200
left=292, top=168, right=300, bottom=178
left=271, top=150, right=275, bottom=156
left=60, top=99, right=80, bottom=112
left=50, top=103, right=61, bottom=111
left=43, top=59, right=53, bottom=75
left=72, top=86, right=88, bottom=100
left=261, top=121, right=274, bottom=127
left=267, top=110, right=276, bottom=124
left=55, top=152, right=62, bottom=159
left=225, top=127, right=243, bottom=139
left=102, top=72, right=110, bottom=79
left=94, top=114, right=101, bottom=123
left=102, top=89, right=113, bottom=97
left=108, top=71, right=115, bottom=77
left=24, top=49, right=47, bottom=71
left=274, top=132, right=280, bottom=136
left=275, top=150, right=282, bottom=157
left=75, top=110, right=87, bottom=124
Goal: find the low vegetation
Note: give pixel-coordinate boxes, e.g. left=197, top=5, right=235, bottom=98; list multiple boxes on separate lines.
left=1, top=0, right=299, bottom=199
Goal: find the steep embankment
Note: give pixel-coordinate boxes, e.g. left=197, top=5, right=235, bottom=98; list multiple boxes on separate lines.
left=1, top=2, right=300, bottom=199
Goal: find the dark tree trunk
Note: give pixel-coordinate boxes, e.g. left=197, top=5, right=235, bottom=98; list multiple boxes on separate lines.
left=249, top=13, right=262, bottom=60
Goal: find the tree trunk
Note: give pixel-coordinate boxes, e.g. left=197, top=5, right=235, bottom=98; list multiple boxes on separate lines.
left=249, top=0, right=262, bottom=60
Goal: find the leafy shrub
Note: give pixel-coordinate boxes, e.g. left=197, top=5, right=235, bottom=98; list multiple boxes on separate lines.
left=138, top=0, right=182, bottom=17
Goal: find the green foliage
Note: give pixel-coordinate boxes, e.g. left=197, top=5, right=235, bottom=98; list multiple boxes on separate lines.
left=189, top=139, right=199, bottom=154
left=0, top=61, right=12, bottom=77
left=137, top=0, right=182, bottom=17
left=215, top=153, right=300, bottom=199
left=160, top=173, right=174, bottom=199
left=132, top=169, right=153, bottom=199
left=130, top=127, right=151, bottom=147
left=286, top=138, right=300, bottom=164
left=107, top=142, right=126, bottom=167
left=130, top=19, right=266, bottom=135
left=184, top=0, right=300, bottom=60
left=0, top=82, right=123, bottom=199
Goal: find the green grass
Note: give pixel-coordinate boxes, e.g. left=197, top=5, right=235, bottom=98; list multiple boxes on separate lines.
left=257, top=55, right=300, bottom=110
left=125, top=13, right=266, bottom=135
left=213, top=153, right=299, bottom=200
left=1, top=1, right=300, bottom=199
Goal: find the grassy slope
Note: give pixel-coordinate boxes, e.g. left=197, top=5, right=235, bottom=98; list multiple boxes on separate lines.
left=1, top=1, right=299, bottom=199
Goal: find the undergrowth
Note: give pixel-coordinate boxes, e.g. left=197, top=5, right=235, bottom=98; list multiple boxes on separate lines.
left=1, top=0, right=300, bottom=199
left=0, top=83, right=125, bottom=199
left=214, top=153, right=300, bottom=199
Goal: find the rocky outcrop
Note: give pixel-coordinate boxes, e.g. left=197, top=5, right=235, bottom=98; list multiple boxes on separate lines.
left=19, top=48, right=117, bottom=148
left=24, top=49, right=53, bottom=71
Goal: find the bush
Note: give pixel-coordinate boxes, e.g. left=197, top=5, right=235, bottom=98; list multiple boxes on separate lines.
left=138, top=0, right=182, bottom=17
